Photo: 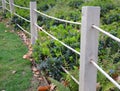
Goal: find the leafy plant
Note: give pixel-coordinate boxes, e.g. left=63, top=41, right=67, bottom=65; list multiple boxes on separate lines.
left=33, top=24, right=80, bottom=80
left=3, top=0, right=120, bottom=90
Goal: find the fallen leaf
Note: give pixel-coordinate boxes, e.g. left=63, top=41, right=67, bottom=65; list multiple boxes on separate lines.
left=23, top=54, right=28, bottom=59
left=37, top=85, right=51, bottom=91
left=10, top=30, right=14, bottom=33
left=32, top=67, right=38, bottom=72
left=29, top=59, right=33, bottom=62
left=12, top=71, right=16, bottom=74
left=35, top=70, right=40, bottom=75
left=50, top=83, right=56, bottom=91
left=34, top=74, right=39, bottom=77
left=38, top=77, right=44, bottom=81
left=1, top=90, right=5, bottom=91
left=28, top=51, right=32, bottom=56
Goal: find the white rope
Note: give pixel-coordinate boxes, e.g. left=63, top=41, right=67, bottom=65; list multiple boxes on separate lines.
left=92, top=25, right=120, bottom=43
left=17, top=24, right=31, bottom=36
left=4, top=0, right=9, bottom=5
left=61, top=66, right=79, bottom=85
left=34, top=9, right=81, bottom=25
left=5, top=7, right=10, bottom=12
left=14, top=13, right=30, bottom=23
left=35, top=23, right=81, bottom=55
left=91, top=61, right=120, bottom=89
left=12, top=3, right=30, bottom=10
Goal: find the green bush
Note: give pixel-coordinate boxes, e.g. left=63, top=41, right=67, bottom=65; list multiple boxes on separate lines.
left=102, top=8, right=120, bottom=24
left=33, top=24, right=80, bottom=80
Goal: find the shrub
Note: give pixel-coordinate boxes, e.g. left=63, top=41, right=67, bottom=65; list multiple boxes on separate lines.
left=33, top=24, right=80, bottom=80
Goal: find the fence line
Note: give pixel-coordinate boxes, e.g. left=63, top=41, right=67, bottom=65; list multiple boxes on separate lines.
left=5, top=7, right=10, bottom=12
left=61, top=66, right=79, bottom=85
left=12, top=3, right=30, bottom=10
left=30, top=1, right=37, bottom=44
left=35, top=23, right=81, bottom=55
left=91, top=60, right=120, bottom=89
left=2, top=0, right=31, bottom=36
left=14, top=13, right=30, bottom=23
left=92, top=25, right=120, bottom=43
left=34, top=9, right=81, bottom=25
left=1, top=0, right=120, bottom=91
left=17, top=24, right=31, bottom=35
left=80, top=6, right=100, bottom=91
left=4, top=0, right=9, bottom=5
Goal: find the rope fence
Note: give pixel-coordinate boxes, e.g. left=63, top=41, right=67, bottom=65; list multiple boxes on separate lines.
left=61, top=66, right=79, bottom=85
left=12, top=3, right=30, bottom=10
left=14, top=13, right=30, bottom=23
left=1, top=0, right=120, bottom=91
left=5, top=7, right=10, bottom=12
left=17, top=24, right=31, bottom=36
left=35, top=23, right=81, bottom=55
left=4, top=0, right=9, bottom=5
left=34, top=9, right=81, bottom=25
left=90, top=60, right=120, bottom=89
left=92, top=25, right=120, bottom=43
left=2, top=0, right=31, bottom=35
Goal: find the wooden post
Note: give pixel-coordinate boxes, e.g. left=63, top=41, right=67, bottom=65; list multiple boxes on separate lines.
left=9, top=0, right=14, bottom=14
left=30, top=1, right=37, bottom=44
left=80, top=6, right=100, bottom=91
left=2, top=0, right=6, bottom=13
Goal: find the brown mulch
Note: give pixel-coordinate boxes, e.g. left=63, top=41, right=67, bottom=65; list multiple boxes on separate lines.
left=17, top=31, right=50, bottom=91
left=16, top=27, right=56, bottom=91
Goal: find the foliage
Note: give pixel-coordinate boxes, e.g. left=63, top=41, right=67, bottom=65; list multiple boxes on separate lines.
left=3, top=0, right=120, bottom=90
left=68, top=0, right=84, bottom=9
left=102, top=8, right=120, bottom=24
left=10, top=0, right=30, bottom=32
left=49, top=78, right=70, bottom=91
left=33, top=25, right=80, bottom=80
left=32, top=0, right=120, bottom=91
left=62, top=66, right=79, bottom=91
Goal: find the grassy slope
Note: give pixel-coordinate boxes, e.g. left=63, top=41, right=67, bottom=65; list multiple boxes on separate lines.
left=0, top=22, right=32, bottom=91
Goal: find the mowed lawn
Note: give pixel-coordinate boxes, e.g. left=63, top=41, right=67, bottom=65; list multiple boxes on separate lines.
left=0, top=23, right=32, bottom=91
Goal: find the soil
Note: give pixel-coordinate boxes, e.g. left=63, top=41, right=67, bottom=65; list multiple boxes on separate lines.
left=16, top=28, right=50, bottom=91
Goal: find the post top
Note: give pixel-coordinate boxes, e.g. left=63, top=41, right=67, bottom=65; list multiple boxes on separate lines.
left=82, top=6, right=100, bottom=10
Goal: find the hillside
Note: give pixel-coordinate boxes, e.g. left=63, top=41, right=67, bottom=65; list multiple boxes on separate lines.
left=3, top=0, right=120, bottom=91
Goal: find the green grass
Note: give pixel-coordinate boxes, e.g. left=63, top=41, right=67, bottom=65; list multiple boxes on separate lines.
left=0, top=23, right=32, bottom=91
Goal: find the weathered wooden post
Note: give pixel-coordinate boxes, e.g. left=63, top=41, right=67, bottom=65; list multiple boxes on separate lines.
left=2, top=0, right=6, bottom=13
left=30, top=0, right=37, bottom=44
left=80, top=6, right=100, bottom=91
left=9, top=0, right=14, bottom=14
